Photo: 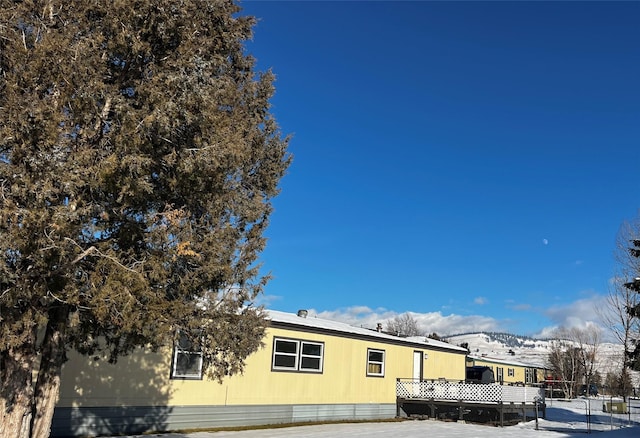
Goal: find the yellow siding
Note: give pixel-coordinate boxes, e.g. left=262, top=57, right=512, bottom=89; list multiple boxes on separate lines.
left=59, top=326, right=466, bottom=408
left=535, top=367, right=548, bottom=385
left=422, top=349, right=466, bottom=382
left=58, top=349, right=172, bottom=408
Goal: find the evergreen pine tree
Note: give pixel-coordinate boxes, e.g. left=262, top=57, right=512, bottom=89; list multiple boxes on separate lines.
left=623, top=239, right=640, bottom=371
left=0, top=1, right=290, bottom=436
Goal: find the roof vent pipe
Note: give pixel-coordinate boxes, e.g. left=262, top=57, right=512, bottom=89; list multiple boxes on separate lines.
left=376, top=323, right=383, bottom=332
left=297, top=309, right=308, bottom=318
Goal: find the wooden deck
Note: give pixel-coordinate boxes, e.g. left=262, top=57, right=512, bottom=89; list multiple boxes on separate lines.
left=396, top=379, right=546, bottom=426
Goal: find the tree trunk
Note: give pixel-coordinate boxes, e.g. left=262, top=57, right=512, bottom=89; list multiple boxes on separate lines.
left=1, top=306, right=69, bottom=438
left=0, top=345, right=37, bottom=438
left=30, top=306, right=70, bottom=438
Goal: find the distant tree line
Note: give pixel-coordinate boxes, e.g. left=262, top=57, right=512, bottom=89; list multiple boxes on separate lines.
left=383, top=313, right=446, bottom=342
left=546, top=326, right=602, bottom=399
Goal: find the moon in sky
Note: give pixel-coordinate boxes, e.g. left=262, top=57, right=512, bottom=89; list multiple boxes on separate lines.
left=543, top=239, right=549, bottom=245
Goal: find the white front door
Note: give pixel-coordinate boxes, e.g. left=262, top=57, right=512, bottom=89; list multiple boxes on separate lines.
left=413, top=351, right=422, bottom=380
left=412, top=351, right=423, bottom=396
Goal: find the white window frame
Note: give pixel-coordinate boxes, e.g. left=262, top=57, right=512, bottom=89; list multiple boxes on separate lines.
left=367, top=348, right=385, bottom=377
left=496, top=367, right=504, bottom=383
left=171, top=332, right=203, bottom=380
left=508, top=368, right=515, bottom=377
left=272, top=337, right=324, bottom=373
left=525, top=368, right=534, bottom=384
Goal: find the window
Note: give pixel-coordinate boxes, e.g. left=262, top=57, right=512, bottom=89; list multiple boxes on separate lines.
left=525, top=368, right=534, bottom=384
left=367, top=348, right=385, bottom=377
left=272, top=338, right=323, bottom=372
left=300, top=341, right=323, bottom=371
left=507, top=368, right=515, bottom=377
left=171, top=333, right=203, bottom=379
left=496, top=367, right=504, bottom=383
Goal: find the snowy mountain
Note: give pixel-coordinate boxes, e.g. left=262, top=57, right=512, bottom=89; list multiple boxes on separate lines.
left=444, top=332, right=636, bottom=385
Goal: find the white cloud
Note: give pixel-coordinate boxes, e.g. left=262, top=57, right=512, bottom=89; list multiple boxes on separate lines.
left=255, top=293, right=283, bottom=307
left=474, top=297, right=487, bottom=305
left=307, top=306, right=501, bottom=337
left=533, top=293, right=615, bottom=340
left=543, top=294, right=606, bottom=327
left=301, top=292, right=616, bottom=341
left=533, top=326, right=559, bottom=339
left=413, top=312, right=499, bottom=336
left=310, top=307, right=396, bottom=329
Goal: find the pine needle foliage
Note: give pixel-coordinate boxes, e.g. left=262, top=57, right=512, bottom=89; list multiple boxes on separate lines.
left=623, top=239, right=640, bottom=370
left=0, top=1, right=290, bottom=436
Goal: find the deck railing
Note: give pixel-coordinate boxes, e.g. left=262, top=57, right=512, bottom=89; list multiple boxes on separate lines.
left=396, top=379, right=545, bottom=405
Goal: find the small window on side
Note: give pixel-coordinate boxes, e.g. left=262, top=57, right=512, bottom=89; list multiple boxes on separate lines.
left=273, top=339, right=300, bottom=370
left=300, top=342, right=323, bottom=372
left=367, top=348, right=385, bottom=377
left=171, top=332, right=203, bottom=380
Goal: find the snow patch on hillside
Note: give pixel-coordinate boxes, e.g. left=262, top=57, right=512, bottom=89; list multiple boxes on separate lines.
left=445, top=332, right=637, bottom=386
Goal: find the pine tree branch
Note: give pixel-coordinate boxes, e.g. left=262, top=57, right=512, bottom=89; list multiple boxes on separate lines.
left=64, top=239, right=143, bottom=273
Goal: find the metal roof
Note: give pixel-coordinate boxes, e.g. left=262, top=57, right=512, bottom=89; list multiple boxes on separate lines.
left=468, top=355, right=546, bottom=368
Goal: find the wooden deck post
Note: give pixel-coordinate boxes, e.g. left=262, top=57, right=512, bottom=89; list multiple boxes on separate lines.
left=429, top=401, right=436, bottom=419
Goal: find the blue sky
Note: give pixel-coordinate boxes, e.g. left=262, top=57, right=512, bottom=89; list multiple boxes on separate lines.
left=241, top=1, right=640, bottom=338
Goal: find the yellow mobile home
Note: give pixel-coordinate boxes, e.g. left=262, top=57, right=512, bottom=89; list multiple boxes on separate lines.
left=466, top=356, right=546, bottom=386
left=52, top=309, right=467, bottom=436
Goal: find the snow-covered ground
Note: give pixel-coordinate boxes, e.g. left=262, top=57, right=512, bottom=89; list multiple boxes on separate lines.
left=125, top=399, right=639, bottom=438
